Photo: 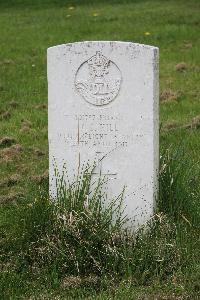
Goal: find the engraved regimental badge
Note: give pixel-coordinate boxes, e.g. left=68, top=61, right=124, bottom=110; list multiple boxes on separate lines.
left=75, top=51, right=121, bottom=106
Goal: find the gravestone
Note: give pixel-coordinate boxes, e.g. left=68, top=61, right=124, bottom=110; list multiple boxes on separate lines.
left=48, top=41, right=159, bottom=228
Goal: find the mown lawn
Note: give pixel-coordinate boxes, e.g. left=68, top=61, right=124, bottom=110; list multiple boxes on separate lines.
left=0, top=0, right=200, bottom=299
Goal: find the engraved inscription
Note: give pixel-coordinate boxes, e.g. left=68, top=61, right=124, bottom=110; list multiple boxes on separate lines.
left=60, top=113, right=134, bottom=148
left=75, top=51, right=121, bottom=106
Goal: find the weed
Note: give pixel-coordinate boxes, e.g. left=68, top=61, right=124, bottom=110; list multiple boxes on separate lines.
left=0, top=150, right=199, bottom=298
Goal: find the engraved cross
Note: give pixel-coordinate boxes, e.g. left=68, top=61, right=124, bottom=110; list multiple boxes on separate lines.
left=92, top=151, right=117, bottom=178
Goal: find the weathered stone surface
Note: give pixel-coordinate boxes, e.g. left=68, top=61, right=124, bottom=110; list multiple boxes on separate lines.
left=48, top=41, right=159, bottom=228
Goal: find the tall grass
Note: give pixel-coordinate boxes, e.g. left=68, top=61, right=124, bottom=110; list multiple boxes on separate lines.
left=0, top=149, right=199, bottom=298
left=158, top=147, right=200, bottom=225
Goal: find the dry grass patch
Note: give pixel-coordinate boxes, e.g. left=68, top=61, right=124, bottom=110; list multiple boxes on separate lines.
left=34, top=148, right=45, bottom=157
left=0, top=136, right=16, bottom=148
left=20, top=126, right=31, bottom=134
left=21, top=120, right=32, bottom=128
left=0, top=144, right=23, bottom=162
left=31, top=169, right=49, bottom=184
left=163, top=121, right=180, bottom=131
left=175, top=62, right=188, bottom=72
left=0, top=111, right=11, bottom=120
left=0, top=174, right=21, bottom=188
left=61, top=276, right=82, bottom=288
left=183, top=43, right=193, bottom=49
left=163, top=116, right=200, bottom=131
left=183, top=115, right=200, bottom=130
left=160, top=90, right=181, bottom=103
left=190, top=115, right=200, bottom=129
left=0, top=191, right=24, bottom=204
left=35, top=103, right=47, bottom=110
left=20, top=119, right=32, bottom=134
left=0, top=59, right=15, bottom=65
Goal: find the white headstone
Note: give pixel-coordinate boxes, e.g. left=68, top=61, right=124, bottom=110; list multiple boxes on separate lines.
left=48, top=41, right=159, bottom=228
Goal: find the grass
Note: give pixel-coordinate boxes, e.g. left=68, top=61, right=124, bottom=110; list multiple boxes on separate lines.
left=0, top=150, right=199, bottom=299
left=0, top=0, right=200, bottom=298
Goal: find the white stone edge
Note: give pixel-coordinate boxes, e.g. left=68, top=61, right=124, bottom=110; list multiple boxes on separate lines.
left=152, top=47, right=159, bottom=214
left=47, top=41, right=159, bottom=53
